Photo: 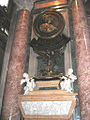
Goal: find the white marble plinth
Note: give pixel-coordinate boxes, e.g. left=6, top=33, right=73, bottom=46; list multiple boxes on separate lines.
left=21, top=101, right=72, bottom=116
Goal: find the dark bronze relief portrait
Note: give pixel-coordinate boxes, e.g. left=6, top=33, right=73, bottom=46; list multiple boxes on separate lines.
left=33, top=10, right=65, bottom=39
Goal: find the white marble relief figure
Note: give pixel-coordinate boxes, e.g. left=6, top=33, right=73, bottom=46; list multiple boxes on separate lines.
left=20, top=73, right=37, bottom=95
left=60, top=68, right=77, bottom=93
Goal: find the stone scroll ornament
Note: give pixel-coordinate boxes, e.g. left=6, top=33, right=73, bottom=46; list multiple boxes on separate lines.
left=59, top=68, right=77, bottom=93
left=20, top=73, right=37, bottom=95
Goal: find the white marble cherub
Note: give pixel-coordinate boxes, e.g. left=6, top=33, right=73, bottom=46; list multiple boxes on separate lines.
left=67, top=68, right=77, bottom=82
left=20, top=73, right=37, bottom=95
left=60, top=68, right=77, bottom=93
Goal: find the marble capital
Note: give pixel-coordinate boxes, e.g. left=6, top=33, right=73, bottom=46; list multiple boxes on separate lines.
left=14, top=0, right=36, bottom=11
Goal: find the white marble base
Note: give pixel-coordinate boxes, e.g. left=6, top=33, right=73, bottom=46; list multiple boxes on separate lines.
left=21, top=101, right=72, bottom=116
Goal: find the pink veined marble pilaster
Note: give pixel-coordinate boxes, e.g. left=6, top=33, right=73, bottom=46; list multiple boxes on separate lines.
left=72, top=0, right=90, bottom=120
left=1, top=9, right=30, bottom=120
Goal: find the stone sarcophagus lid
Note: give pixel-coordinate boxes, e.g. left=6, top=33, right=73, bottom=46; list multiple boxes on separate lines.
left=18, top=90, right=77, bottom=119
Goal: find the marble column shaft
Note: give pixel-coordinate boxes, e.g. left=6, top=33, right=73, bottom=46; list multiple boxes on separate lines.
left=72, top=0, right=90, bottom=120
left=1, top=9, right=30, bottom=120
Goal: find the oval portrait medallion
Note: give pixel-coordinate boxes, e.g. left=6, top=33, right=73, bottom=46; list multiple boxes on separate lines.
left=33, top=10, right=65, bottom=39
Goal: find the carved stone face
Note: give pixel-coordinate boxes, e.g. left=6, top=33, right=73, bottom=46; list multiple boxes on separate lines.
left=68, top=68, right=73, bottom=75
left=23, top=73, right=29, bottom=79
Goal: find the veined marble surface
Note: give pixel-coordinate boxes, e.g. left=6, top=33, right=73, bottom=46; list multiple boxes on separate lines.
left=21, top=101, right=72, bottom=115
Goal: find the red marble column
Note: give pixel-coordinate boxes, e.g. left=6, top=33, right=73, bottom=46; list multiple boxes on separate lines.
left=72, top=0, right=90, bottom=120
left=1, top=9, right=30, bottom=120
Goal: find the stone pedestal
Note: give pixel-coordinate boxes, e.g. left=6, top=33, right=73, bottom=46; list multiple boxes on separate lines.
left=72, top=0, right=90, bottom=119
left=18, top=90, right=77, bottom=120
left=1, top=9, right=30, bottom=120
